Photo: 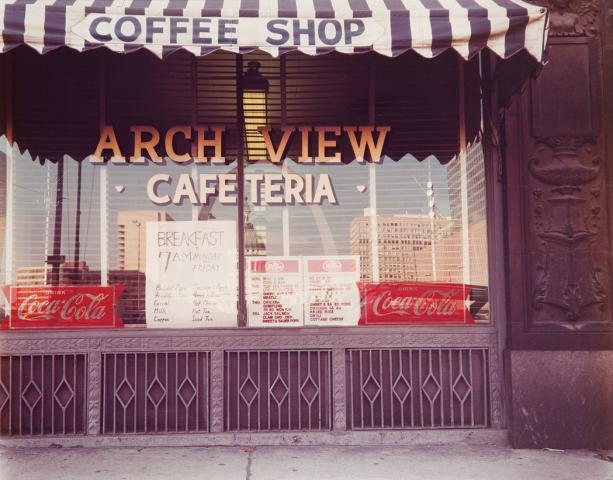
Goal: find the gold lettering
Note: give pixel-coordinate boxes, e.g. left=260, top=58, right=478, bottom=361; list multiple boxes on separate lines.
left=259, top=126, right=295, bottom=163
left=298, top=126, right=313, bottom=163
left=195, top=126, right=225, bottom=164
left=344, top=126, right=390, bottom=163
left=92, top=126, right=124, bottom=163
left=130, top=126, right=162, bottom=163
left=164, top=125, right=191, bottom=163
left=315, top=126, right=341, bottom=163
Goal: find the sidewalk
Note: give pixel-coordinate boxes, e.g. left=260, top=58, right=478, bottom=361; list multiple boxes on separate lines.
left=1, top=444, right=612, bottom=480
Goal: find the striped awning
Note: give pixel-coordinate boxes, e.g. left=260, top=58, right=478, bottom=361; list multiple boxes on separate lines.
left=0, top=0, right=548, bottom=61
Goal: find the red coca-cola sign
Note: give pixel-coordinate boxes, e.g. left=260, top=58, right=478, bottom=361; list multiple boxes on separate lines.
left=1, top=285, right=124, bottom=329
left=358, top=282, right=475, bottom=325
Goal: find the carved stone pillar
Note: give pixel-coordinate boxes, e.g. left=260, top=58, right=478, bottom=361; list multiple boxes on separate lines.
left=510, top=0, right=613, bottom=336
left=529, top=136, right=609, bottom=329
left=504, top=0, right=613, bottom=448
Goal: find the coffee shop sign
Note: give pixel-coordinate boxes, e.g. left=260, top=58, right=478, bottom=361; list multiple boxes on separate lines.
left=91, top=125, right=391, bottom=207
left=73, top=15, right=384, bottom=50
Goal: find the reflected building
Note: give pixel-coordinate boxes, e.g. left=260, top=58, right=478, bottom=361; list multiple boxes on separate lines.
left=117, top=211, right=173, bottom=273
left=446, top=143, right=487, bottom=222
left=350, top=211, right=454, bottom=282
left=244, top=198, right=267, bottom=256
left=412, top=218, right=488, bottom=285
left=16, top=261, right=98, bottom=286
left=199, top=189, right=267, bottom=256
left=438, top=143, right=489, bottom=286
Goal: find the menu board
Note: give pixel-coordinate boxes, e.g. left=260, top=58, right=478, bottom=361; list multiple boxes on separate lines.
left=304, top=256, right=360, bottom=326
left=247, top=257, right=303, bottom=327
left=146, top=220, right=237, bottom=328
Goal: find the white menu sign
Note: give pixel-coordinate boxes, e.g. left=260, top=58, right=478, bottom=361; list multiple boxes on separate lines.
left=247, top=257, right=303, bottom=327
left=304, top=256, right=360, bottom=326
left=146, top=220, right=237, bottom=328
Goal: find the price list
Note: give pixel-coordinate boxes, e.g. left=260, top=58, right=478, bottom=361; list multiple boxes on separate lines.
left=304, top=256, right=360, bottom=326
left=247, top=257, right=303, bottom=327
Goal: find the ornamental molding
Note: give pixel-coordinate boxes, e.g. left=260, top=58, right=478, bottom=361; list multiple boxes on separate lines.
left=0, top=331, right=497, bottom=354
left=487, top=344, right=504, bottom=428
left=332, top=349, right=347, bottom=430
left=541, top=0, right=600, bottom=37
left=209, top=350, right=225, bottom=433
left=529, top=136, right=610, bottom=328
left=87, top=352, right=102, bottom=435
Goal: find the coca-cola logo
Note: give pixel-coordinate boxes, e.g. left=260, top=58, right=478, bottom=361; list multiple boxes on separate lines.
left=322, top=260, right=342, bottom=272
left=372, top=289, right=458, bottom=317
left=17, top=293, right=110, bottom=322
left=265, top=261, right=285, bottom=273
left=358, top=282, right=475, bottom=325
left=1, top=285, right=124, bottom=330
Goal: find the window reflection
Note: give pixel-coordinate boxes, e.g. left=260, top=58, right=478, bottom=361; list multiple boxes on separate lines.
left=244, top=144, right=489, bottom=326
left=3, top=50, right=490, bottom=329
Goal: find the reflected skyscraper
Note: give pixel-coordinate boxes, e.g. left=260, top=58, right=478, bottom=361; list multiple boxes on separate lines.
left=117, top=211, right=173, bottom=273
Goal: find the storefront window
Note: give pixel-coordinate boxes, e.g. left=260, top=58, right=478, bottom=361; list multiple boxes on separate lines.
left=1, top=48, right=489, bottom=329
left=241, top=142, right=489, bottom=327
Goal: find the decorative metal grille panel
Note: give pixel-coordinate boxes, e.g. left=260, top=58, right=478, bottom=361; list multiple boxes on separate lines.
left=347, top=349, right=489, bottom=430
left=0, top=354, right=87, bottom=436
left=225, top=350, right=332, bottom=432
left=101, top=352, right=209, bottom=434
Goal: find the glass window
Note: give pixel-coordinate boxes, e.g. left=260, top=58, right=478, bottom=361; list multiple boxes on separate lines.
left=2, top=49, right=489, bottom=329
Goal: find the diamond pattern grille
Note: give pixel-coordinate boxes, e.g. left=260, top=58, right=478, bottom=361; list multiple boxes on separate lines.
left=362, top=374, right=381, bottom=404
left=0, top=382, right=8, bottom=412
left=22, top=381, right=42, bottom=410
left=226, top=350, right=332, bottom=432
left=300, top=375, right=319, bottom=406
left=270, top=376, right=289, bottom=406
left=178, top=378, right=197, bottom=407
left=453, top=374, right=471, bottom=403
left=347, top=349, right=490, bottom=430
left=0, top=346, right=491, bottom=437
left=54, top=379, right=74, bottom=410
left=392, top=375, right=411, bottom=403
left=422, top=373, right=442, bottom=404
left=102, top=352, right=209, bottom=434
left=239, top=376, right=259, bottom=407
left=146, top=378, right=166, bottom=408
left=0, top=354, right=87, bottom=436
left=116, top=379, right=136, bottom=409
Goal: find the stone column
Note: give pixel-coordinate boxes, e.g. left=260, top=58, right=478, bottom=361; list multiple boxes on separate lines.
left=503, top=0, right=613, bottom=448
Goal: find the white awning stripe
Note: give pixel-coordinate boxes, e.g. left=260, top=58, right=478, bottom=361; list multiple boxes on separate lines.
left=470, top=0, right=509, bottom=59
left=23, top=1, right=53, bottom=54
left=437, top=0, right=471, bottom=59
left=407, top=0, right=434, bottom=58
left=0, top=0, right=548, bottom=62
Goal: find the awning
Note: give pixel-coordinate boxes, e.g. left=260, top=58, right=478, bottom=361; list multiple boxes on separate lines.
left=0, top=0, right=548, bottom=62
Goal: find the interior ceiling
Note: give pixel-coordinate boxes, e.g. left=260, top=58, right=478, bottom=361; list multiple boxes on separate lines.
left=5, top=46, right=483, bottom=166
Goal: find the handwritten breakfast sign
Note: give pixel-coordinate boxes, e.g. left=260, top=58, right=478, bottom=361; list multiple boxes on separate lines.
left=146, top=220, right=237, bottom=328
